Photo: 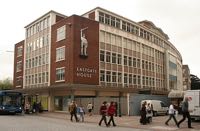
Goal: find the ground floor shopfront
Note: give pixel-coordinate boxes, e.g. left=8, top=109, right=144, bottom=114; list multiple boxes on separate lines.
left=14, top=84, right=168, bottom=115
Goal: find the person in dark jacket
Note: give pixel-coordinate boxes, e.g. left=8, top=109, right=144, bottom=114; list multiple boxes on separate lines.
left=140, top=101, right=147, bottom=125
left=98, top=101, right=108, bottom=127
left=68, top=101, right=78, bottom=122
left=177, top=97, right=193, bottom=128
left=107, top=101, right=117, bottom=126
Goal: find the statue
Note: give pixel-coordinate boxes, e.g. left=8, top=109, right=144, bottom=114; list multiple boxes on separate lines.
left=81, top=33, right=88, bottom=56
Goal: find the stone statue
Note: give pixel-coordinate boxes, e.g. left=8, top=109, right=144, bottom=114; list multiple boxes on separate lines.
left=81, top=33, right=88, bottom=56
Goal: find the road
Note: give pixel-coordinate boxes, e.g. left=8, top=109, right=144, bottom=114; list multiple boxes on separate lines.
left=0, top=115, right=149, bottom=131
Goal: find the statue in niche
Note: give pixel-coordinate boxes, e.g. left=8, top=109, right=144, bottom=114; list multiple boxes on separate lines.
left=80, top=33, right=88, bottom=56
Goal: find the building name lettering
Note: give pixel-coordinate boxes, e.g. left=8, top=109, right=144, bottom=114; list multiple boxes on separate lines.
left=76, top=67, right=97, bottom=78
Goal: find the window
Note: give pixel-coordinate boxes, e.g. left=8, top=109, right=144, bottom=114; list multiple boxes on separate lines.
left=111, top=16, right=115, bottom=27
left=100, top=70, right=105, bottom=81
left=116, top=19, right=120, bottom=28
left=106, top=52, right=111, bottom=62
left=124, top=73, right=128, bottom=84
left=129, top=74, right=132, bottom=84
left=106, top=71, right=111, bottom=82
left=56, top=46, right=65, bottom=61
left=128, top=57, right=132, bottom=66
left=105, top=14, right=110, bottom=25
left=17, top=46, right=23, bottom=57
left=117, top=54, right=122, bottom=64
left=133, top=58, right=136, bottom=67
left=122, top=21, right=126, bottom=31
left=99, top=12, right=104, bottom=23
left=124, top=56, right=127, bottom=65
left=112, top=72, right=117, bottom=82
left=112, top=53, right=117, bottom=64
left=56, top=68, right=65, bottom=81
left=133, top=75, right=137, bottom=84
left=16, top=61, right=22, bottom=72
left=118, top=73, right=122, bottom=83
left=46, top=72, right=49, bottom=82
left=57, top=25, right=66, bottom=41
left=100, top=50, right=105, bottom=62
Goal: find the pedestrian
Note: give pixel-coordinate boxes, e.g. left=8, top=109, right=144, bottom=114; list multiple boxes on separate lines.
left=87, top=102, right=93, bottom=116
left=98, top=101, right=108, bottom=127
left=77, top=104, right=85, bottom=122
left=177, top=97, right=193, bottom=128
left=107, top=101, right=117, bottom=126
left=146, top=103, right=153, bottom=123
left=68, top=101, right=78, bottom=122
left=165, top=103, right=178, bottom=127
left=140, top=101, right=147, bottom=125
left=24, top=102, right=30, bottom=114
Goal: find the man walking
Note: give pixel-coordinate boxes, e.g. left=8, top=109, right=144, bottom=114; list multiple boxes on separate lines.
left=98, top=101, right=108, bottom=127
left=165, top=103, right=178, bottom=127
left=177, top=97, right=193, bottom=128
left=68, top=101, right=78, bottom=122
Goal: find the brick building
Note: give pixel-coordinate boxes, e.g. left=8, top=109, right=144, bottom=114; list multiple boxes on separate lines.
left=13, top=7, right=183, bottom=114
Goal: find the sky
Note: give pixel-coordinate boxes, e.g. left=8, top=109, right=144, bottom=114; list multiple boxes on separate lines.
left=0, top=0, right=200, bottom=80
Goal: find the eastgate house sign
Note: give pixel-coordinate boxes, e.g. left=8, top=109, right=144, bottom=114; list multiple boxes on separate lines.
left=76, top=67, right=97, bottom=78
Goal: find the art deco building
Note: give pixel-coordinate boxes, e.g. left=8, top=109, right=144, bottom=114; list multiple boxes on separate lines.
left=13, top=7, right=183, bottom=113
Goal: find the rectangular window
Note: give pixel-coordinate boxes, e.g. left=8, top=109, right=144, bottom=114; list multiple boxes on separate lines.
left=128, top=57, right=132, bottom=66
left=122, top=21, right=126, bottom=31
left=56, top=46, right=65, bottom=61
left=100, top=50, right=105, bottom=62
left=100, top=70, right=105, bottom=81
left=99, top=12, right=104, bottom=23
left=35, top=74, right=38, bottom=84
left=117, top=54, right=122, bottom=64
left=16, top=61, right=22, bottom=72
left=129, top=74, right=132, bottom=84
left=124, top=73, right=128, bottom=84
left=118, top=73, right=122, bottom=83
left=105, top=14, right=110, bottom=25
left=124, top=56, right=127, bottom=65
left=56, top=67, right=65, bottom=81
left=38, top=73, right=42, bottom=83
left=106, top=71, right=111, bottom=82
left=116, top=19, right=120, bottom=28
left=138, top=75, right=141, bottom=85
left=137, top=59, right=140, bottom=68
left=111, top=16, right=115, bottom=27
left=106, top=52, right=111, bottom=62
left=112, top=53, right=117, bottom=64
left=46, top=72, right=49, bottom=82
left=133, top=75, right=137, bottom=84
left=57, top=25, right=66, bottom=42
left=17, top=46, right=23, bottom=57
left=112, top=72, right=117, bottom=82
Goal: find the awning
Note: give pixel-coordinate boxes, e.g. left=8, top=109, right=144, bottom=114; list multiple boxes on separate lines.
left=168, top=90, right=185, bottom=98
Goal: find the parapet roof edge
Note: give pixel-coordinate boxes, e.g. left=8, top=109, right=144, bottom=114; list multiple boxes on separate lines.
left=24, top=10, right=67, bottom=28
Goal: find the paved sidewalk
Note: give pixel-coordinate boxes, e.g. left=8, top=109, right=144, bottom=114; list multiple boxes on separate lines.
left=38, top=112, right=200, bottom=131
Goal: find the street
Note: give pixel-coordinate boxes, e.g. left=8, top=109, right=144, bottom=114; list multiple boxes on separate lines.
left=0, top=115, right=149, bottom=131
left=0, top=113, right=199, bottom=131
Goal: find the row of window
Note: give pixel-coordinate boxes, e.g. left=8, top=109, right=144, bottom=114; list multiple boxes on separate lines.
left=17, top=46, right=23, bottom=57
left=25, top=53, right=49, bottom=69
left=100, top=50, right=140, bottom=67
left=26, top=34, right=49, bottom=53
left=100, top=70, right=162, bottom=87
left=100, top=31, right=164, bottom=60
left=25, top=72, right=49, bottom=86
left=98, top=12, right=179, bottom=58
left=26, top=17, right=50, bottom=38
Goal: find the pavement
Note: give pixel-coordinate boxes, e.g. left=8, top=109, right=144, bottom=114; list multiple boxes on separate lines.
left=38, top=112, right=200, bottom=131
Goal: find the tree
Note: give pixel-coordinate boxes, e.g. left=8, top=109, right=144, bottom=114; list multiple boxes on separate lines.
left=0, top=77, right=13, bottom=90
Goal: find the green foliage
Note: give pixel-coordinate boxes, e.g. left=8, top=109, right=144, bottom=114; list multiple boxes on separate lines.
left=0, top=77, right=13, bottom=90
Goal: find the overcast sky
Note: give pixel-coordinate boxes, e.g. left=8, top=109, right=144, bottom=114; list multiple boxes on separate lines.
left=0, top=0, right=200, bottom=80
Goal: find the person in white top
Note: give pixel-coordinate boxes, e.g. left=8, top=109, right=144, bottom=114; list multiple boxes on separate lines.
left=165, top=103, right=178, bottom=127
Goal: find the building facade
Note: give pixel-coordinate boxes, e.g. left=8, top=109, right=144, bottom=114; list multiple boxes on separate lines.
left=182, top=65, right=191, bottom=90
left=13, top=7, right=183, bottom=114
